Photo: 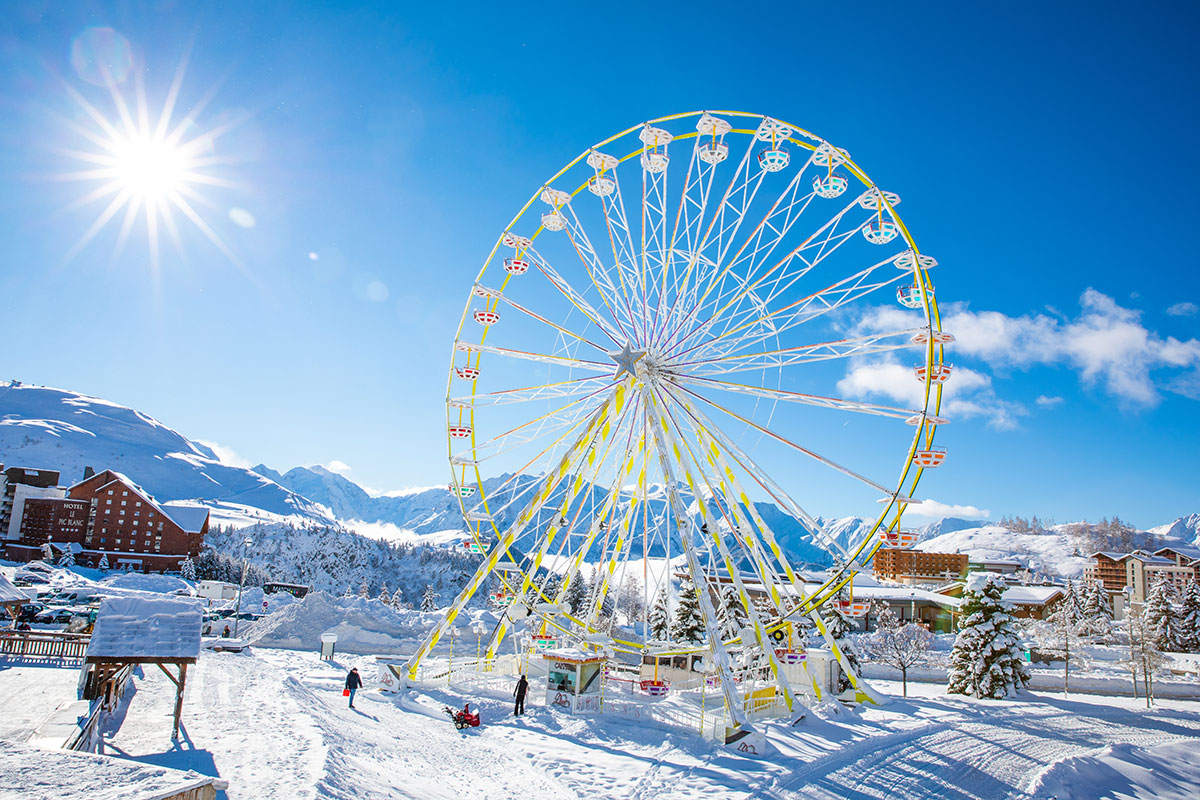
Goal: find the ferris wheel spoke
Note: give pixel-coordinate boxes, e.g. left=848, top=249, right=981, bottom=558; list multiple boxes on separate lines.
left=657, top=382, right=853, bottom=561
left=562, top=202, right=640, bottom=340
left=478, top=286, right=612, bottom=356
left=651, top=127, right=759, bottom=352
left=673, top=256, right=906, bottom=365
left=667, top=201, right=877, bottom=358
left=451, top=375, right=614, bottom=408
left=674, top=375, right=919, bottom=420
left=464, top=387, right=612, bottom=463
left=675, top=329, right=924, bottom=376
left=670, top=380, right=899, bottom=499
left=525, top=247, right=627, bottom=346
left=454, top=342, right=613, bottom=373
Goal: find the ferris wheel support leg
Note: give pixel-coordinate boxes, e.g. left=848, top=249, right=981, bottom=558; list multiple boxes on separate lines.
left=583, top=445, right=649, bottom=627
left=808, top=608, right=883, bottom=706
left=408, top=383, right=631, bottom=682
left=639, top=384, right=757, bottom=732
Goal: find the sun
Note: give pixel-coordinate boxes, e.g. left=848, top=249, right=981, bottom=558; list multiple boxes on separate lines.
left=57, top=59, right=242, bottom=266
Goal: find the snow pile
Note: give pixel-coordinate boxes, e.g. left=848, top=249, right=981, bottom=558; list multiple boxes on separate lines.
left=250, top=591, right=448, bottom=654
left=100, top=572, right=193, bottom=594
left=88, top=595, right=203, bottom=660
left=1030, top=740, right=1200, bottom=799
left=0, top=739, right=221, bottom=800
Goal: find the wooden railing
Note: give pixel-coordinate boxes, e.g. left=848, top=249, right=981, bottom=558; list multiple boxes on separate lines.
left=0, top=630, right=90, bottom=660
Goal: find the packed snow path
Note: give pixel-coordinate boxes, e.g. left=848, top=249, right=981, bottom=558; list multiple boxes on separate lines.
left=99, top=649, right=1200, bottom=800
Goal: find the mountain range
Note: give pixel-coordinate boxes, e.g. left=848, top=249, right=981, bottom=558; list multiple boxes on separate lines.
left=2, top=380, right=1197, bottom=581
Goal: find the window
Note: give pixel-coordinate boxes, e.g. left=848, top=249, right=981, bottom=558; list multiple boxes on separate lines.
left=107, top=490, right=113, bottom=495
left=135, top=501, right=141, bottom=507
left=119, top=510, right=125, bottom=516
left=106, top=499, right=112, bottom=505
left=122, top=491, right=128, bottom=496
left=134, top=511, right=140, bottom=516
left=133, top=520, right=139, bottom=526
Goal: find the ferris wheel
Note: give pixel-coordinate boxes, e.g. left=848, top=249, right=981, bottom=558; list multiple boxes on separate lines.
left=407, top=111, right=951, bottom=723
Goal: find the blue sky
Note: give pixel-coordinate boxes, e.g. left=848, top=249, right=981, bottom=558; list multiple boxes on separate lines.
left=1, top=2, right=1198, bottom=528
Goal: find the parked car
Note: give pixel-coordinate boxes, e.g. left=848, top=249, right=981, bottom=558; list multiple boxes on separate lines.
left=12, top=573, right=50, bottom=586
left=21, top=561, right=55, bottom=575
left=17, top=603, right=46, bottom=622
left=34, top=607, right=76, bottom=625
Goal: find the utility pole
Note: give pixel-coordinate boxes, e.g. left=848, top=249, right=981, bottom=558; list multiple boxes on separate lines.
left=232, top=536, right=253, bottom=637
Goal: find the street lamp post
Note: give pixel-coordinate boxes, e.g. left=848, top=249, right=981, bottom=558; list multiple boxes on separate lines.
left=232, top=536, right=253, bottom=637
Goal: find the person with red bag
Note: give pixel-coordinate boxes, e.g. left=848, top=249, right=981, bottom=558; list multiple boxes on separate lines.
left=344, top=668, right=362, bottom=708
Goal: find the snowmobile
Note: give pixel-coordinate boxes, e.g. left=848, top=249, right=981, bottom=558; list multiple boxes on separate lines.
left=443, top=703, right=481, bottom=729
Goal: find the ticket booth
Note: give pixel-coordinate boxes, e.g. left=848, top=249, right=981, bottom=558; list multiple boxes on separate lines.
left=542, top=647, right=605, bottom=714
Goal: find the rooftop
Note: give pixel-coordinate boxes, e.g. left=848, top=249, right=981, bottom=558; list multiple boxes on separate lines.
left=86, top=596, right=202, bottom=662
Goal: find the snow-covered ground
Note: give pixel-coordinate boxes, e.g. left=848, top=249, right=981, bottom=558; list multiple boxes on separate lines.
left=94, top=646, right=1200, bottom=800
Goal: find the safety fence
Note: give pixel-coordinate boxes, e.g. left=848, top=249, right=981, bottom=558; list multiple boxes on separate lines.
left=0, top=630, right=90, bottom=661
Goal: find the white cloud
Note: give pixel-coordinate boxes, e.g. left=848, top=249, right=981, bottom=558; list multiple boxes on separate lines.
left=1167, top=301, right=1198, bottom=317
left=902, top=499, right=991, bottom=521
left=1035, top=395, right=1064, bottom=408
left=836, top=360, right=1024, bottom=430
left=197, top=440, right=253, bottom=468
left=324, top=460, right=352, bottom=475
left=852, top=289, right=1200, bottom=407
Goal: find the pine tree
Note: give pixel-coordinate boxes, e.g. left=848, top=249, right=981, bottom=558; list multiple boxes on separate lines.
left=671, top=574, right=705, bottom=643
left=358, top=577, right=370, bottom=598
left=378, top=584, right=392, bottom=606
left=1144, top=578, right=1178, bottom=652
left=947, top=574, right=1030, bottom=698
left=58, top=552, right=76, bottom=567
left=1177, top=581, right=1200, bottom=653
left=820, top=596, right=861, bottom=693
left=180, top=557, right=196, bottom=581
left=344, top=585, right=354, bottom=598
left=98, top=553, right=110, bottom=571
left=647, top=585, right=670, bottom=640
left=562, top=572, right=587, bottom=615
left=390, top=590, right=406, bottom=612
left=1079, top=580, right=1113, bottom=640
left=421, top=584, right=437, bottom=612
left=717, top=586, right=749, bottom=645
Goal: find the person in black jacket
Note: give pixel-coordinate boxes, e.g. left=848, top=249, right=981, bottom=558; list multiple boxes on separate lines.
left=345, top=667, right=362, bottom=708
left=513, top=674, right=529, bottom=716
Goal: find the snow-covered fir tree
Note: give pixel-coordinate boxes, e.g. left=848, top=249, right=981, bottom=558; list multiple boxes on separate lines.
left=1143, top=577, right=1178, bottom=652
left=717, top=587, right=748, bottom=645
left=1079, top=580, right=1114, bottom=640
left=97, top=553, right=110, bottom=571
left=647, top=585, right=670, bottom=640
left=180, top=556, right=196, bottom=581
left=358, top=577, right=370, bottom=598
left=820, top=595, right=860, bottom=693
left=57, top=551, right=75, bottom=567
left=1177, top=581, right=1200, bottom=653
left=378, top=584, right=392, bottom=606
left=947, top=574, right=1030, bottom=699
left=343, top=585, right=354, bottom=598
left=41, top=541, right=53, bottom=561
left=562, top=572, right=587, bottom=615
left=421, top=583, right=437, bottom=612
left=671, top=574, right=705, bottom=644
left=390, top=590, right=407, bottom=612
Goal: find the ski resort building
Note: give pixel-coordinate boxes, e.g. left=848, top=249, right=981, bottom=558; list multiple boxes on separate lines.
left=872, top=548, right=968, bottom=585
left=1085, top=549, right=1198, bottom=605
left=1, top=466, right=208, bottom=573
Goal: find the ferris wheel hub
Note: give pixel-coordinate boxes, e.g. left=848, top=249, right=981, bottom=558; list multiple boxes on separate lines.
left=608, top=341, right=647, bottom=380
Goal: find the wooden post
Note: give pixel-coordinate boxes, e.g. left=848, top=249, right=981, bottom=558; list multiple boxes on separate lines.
left=172, top=663, right=188, bottom=739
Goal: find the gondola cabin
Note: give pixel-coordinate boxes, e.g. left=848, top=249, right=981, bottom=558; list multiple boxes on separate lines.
left=543, top=648, right=605, bottom=713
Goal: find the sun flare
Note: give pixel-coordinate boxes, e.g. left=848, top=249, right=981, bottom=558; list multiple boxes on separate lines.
left=57, top=60, right=241, bottom=265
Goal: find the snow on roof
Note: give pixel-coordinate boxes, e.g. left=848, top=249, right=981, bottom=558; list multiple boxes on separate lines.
left=845, top=584, right=961, bottom=608
left=1125, top=553, right=1175, bottom=565
left=1156, top=545, right=1200, bottom=561
left=542, top=647, right=604, bottom=662
left=160, top=503, right=209, bottom=533
left=0, top=573, right=33, bottom=605
left=1091, top=551, right=1127, bottom=561
left=0, top=739, right=219, bottom=800
left=86, top=596, right=202, bottom=662
left=1002, top=585, right=1064, bottom=605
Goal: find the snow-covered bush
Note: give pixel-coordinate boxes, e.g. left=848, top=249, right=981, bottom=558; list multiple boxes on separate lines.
left=947, top=574, right=1030, bottom=699
left=180, top=556, right=196, bottom=581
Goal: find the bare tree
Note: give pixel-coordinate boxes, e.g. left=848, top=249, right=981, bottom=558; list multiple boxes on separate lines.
left=864, top=605, right=933, bottom=697
left=1124, top=605, right=1168, bottom=708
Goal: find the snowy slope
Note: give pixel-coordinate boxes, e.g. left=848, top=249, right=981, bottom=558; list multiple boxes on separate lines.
left=0, top=382, right=332, bottom=523
left=914, top=521, right=1195, bottom=578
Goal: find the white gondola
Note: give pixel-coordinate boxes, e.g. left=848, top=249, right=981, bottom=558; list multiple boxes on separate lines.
left=758, top=147, right=790, bottom=172
left=895, top=250, right=938, bottom=271
left=448, top=425, right=472, bottom=439
left=641, top=152, right=669, bottom=172
left=699, top=141, right=729, bottom=164
left=863, top=219, right=899, bottom=244
left=455, top=366, right=480, bottom=381
left=914, top=364, right=953, bottom=384
left=813, top=173, right=848, bottom=198
left=812, top=142, right=848, bottom=167
left=504, top=257, right=529, bottom=275
left=912, top=448, right=947, bottom=468
left=910, top=330, right=955, bottom=345
left=896, top=283, right=932, bottom=308
left=541, top=211, right=566, bottom=231
left=473, top=310, right=500, bottom=326
left=905, top=413, right=950, bottom=426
